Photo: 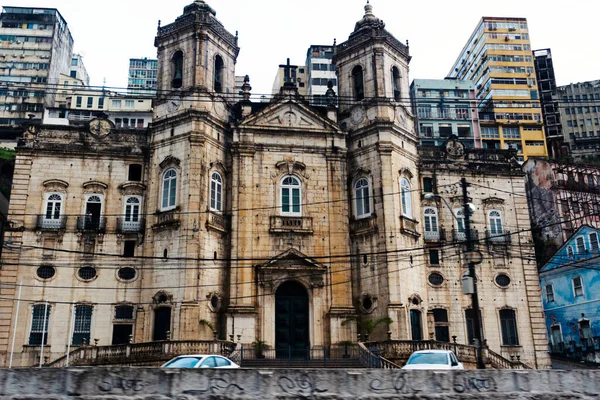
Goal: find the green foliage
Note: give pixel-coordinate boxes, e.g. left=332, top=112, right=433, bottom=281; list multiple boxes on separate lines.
left=252, top=339, right=270, bottom=353
left=0, top=147, right=15, bottom=161
left=199, top=319, right=214, bottom=331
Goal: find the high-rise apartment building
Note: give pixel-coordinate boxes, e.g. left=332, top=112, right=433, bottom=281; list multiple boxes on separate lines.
left=127, top=57, right=158, bottom=95
left=557, top=80, right=600, bottom=162
left=69, top=53, right=89, bottom=86
left=533, top=49, right=563, bottom=158
left=448, top=17, right=547, bottom=161
left=0, top=6, right=74, bottom=126
left=306, top=45, right=337, bottom=105
left=410, top=78, right=480, bottom=148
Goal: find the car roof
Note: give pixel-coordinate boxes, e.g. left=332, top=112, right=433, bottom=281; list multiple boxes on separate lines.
left=411, top=350, right=454, bottom=354
left=171, top=354, right=225, bottom=358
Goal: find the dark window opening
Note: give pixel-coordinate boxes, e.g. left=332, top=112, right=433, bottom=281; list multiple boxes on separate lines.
left=433, top=308, right=450, bottom=342
left=214, top=55, right=224, bottom=93
left=352, top=65, right=364, bottom=101
left=123, top=240, right=136, bottom=258
left=499, top=309, right=519, bottom=345
left=171, top=51, right=183, bottom=89
left=410, top=309, right=422, bottom=340
left=429, top=249, right=440, bottom=265
left=153, top=307, right=171, bottom=341
left=392, top=66, right=401, bottom=101
left=115, top=305, right=134, bottom=320
left=118, top=267, right=136, bottom=281
left=439, top=126, right=452, bottom=138
left=163, top=249, right=168, bottom=260
left=128, top=164, right=142, bottom=181
left=423, top=177, right=433, bottom=193
left=428, top=272, right=443, bottom=285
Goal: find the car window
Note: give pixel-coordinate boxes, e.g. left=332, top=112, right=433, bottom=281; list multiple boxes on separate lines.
left=450, top=354, right=458, bottom=364
left=215, top=357, right=231, bottom=367
left=200, top=356, right=217, bottom=368
left=163, top=357, right=202, bottom=368
left=407, top=353, right=448, bottom=365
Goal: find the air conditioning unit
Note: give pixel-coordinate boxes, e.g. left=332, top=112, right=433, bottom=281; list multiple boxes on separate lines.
left=509, top=27, right=517, bottom=31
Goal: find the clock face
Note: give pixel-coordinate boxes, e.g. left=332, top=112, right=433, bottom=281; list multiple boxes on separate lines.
left=446, top=140, right=465, bottom=157
left=167, top=99, right=181, bottom=113
left=350, top=106, right=366, bottom=125
left=396, top=108, right=407, bottom=127
left=89, top=118, right=112, bottom=136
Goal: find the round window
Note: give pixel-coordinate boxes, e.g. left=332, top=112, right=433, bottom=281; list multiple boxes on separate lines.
left=362, top=296, right=373, bottom=311
left=428, top=273, right=444, bottom=286
left=36, top=265, right=56, bottom=280
left=118, top=267, right=136, bottom=281
left=78, top=266, right=97, bottom=281
left=210, top=294, right=220, bottom=309
left=495, top=274, right=511, bottom=287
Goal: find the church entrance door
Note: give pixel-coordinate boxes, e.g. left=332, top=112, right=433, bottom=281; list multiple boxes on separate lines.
left=275, top=281, right=309, bottom=358
left=153, top=307, right=171, bottom=341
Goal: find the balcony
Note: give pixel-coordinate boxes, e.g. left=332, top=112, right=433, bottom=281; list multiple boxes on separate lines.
left=423, top=229, right=446, bottom=242
left=400, top=215, right=420, bottom=238
left=116, top=218, right=145, bottom=233
left=350, top=215, right=378, bottom=236
left=486, top=230, right=512, bottom=244
left=270, top=216, right=313, bottom=234
left=553, top=179, right=600, bottom=194
left=207, top=213, right=229, bottom=234
left=152, top=210, right=180, bottom=231
left=76, top=216, right=107, bottom=233
left=452, top=229, right=479, bottom=243
left=35, top=215, right=67, bottom=231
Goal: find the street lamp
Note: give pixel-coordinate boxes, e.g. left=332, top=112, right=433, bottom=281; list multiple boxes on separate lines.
left=423, top=177, right=486, bottom=369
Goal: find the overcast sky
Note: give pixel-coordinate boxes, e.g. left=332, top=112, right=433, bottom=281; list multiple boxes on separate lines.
left=14, top=0, right=598, bottom=95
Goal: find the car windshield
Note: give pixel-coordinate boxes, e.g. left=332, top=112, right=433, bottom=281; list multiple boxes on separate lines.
left=164, top=356, right=203, bottom=368
left=407, top=353, right=448, bottom=365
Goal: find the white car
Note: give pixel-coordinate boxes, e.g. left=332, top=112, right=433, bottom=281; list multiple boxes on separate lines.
left=161, top=354, right=240, bottom=369
left=401, top=350, right=464, bottom=370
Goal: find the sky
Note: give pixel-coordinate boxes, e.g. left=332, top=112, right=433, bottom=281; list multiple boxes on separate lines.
left=13, top=0, right=598, bottom=95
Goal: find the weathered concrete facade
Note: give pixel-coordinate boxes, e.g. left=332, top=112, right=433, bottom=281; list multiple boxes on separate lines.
left=1, top=368, right=599, bottom=399
left=0, top=1, right=549, bottom=369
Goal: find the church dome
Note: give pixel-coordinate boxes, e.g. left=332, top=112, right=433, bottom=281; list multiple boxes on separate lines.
left=353, top=2, right=385, bottom=32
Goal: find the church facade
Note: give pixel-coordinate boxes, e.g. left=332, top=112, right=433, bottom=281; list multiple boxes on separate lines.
left=0, top=1, right=550, bottom=368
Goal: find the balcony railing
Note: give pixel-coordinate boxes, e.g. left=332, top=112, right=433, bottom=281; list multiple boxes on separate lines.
left=350, top=215, right=378, bottom=235
left=452, top=229, right=479, bottom=243
left=400, top=215, right=420, bottom=237
left=152, top=210, right=180, bottom=231
left=116, top=218, right=145, bottom=233
left=76, top=216, right=107, bottom=233
left=423, top=229, right=446, bottom=242
left=35, top=215, right=67, bottom=230
left=270, top=216, right=313, bottom=234
left=486, top=230, right=512, bottom=244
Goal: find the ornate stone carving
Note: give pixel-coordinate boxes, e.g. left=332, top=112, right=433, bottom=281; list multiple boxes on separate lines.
left=118, top=182, right=147, bottom=196
left=257, top=248, right=327, bottom=293
left=42, top=179, right=69, bottom=192
left=82, top=180, right=108, bottom=194
left=159, top=155, right=181, bottom=170
left=274, top=159, right=308, bottom=179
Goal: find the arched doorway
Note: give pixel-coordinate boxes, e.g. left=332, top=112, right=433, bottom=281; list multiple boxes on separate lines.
left=153, top=307, right=171, bottom=341
left=275, top=281, right=309, bottom=358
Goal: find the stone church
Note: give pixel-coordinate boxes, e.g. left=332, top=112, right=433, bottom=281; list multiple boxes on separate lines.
left=0, top=1, right=550, bottom=368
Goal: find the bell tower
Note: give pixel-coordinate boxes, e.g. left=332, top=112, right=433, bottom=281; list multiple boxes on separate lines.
left=334, top=3, right=424, bottom=341
left=154, top=0, right=240, bottom=116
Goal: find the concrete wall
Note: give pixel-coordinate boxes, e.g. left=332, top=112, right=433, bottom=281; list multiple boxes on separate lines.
left=0, top=368, right=599, bottom=399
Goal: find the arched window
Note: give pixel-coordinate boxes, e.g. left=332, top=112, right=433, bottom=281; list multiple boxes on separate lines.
left=488, top=210, right=503, bottom=235
left=124, top=196, right=141, bottom=223
left=400, top=178, right=412, bottom=217
left=162, top=169, right=177, bottom=210
left=455, top=209, right=465, bottom=232
left=281, top=175, right=301, bottom=216
left=352, top=65, right=364, bottom=101
left=423, top=207, right=439, bottom=238
left=44, top=193, right=63, bottom=221
left=214, top=55, right=224, bottom=93
left=171, top=51, right=183, bottom=89
left=354, top=178, right=371, bottom=218
left=392, top=66, right=401, bottom=101
left=210, top=172, right=223, bottom=212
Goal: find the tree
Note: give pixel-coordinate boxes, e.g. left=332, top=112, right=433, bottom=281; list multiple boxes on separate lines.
left=342, top=316, right=393, bottom=339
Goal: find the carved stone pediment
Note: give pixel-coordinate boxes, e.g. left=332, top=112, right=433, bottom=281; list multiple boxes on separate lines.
left=257, top=248, right=327, bottom=292
left=399, top=167, right=414, bottom=180
left=274, top=159, right=307, bottom=178
left=239, top=99, right=340, bottom=132
left=119, top=182, right=147, bottom=196
left=82, top=180, right=108, bottom=194
left=43, top=179, right=69, bottom=192
left=210, top=161, right=228, bottom=173
left=159, top=155, right=181, bottom=170
left=350, top=167, right=371, bottom=180
left=482, top=197, right=505, bottom=206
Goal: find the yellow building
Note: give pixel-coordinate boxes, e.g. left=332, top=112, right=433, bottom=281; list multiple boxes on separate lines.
left=449, top=17, right=548, bottom=161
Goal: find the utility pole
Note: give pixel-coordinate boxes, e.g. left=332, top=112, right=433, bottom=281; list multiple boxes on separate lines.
left=461, top=177, right=486, bottom=369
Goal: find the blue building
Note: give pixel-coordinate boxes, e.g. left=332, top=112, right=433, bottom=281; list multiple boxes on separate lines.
left=410, top=78, right=480, bottom=148
left=540, top=225, right=600, bottom=362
